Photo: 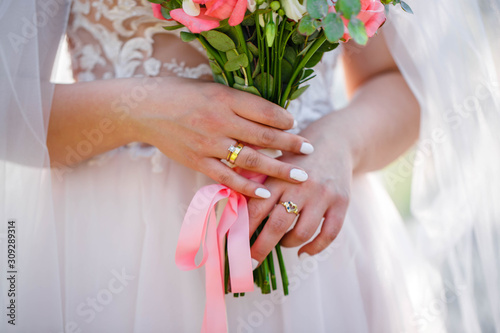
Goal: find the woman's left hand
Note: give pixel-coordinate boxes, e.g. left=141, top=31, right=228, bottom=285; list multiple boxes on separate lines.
left=247, top=115, right=354, bottom=263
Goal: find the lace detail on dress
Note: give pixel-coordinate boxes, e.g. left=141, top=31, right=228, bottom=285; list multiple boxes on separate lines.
left=163, top=59, right=213, bottom=79
left=68, top=0, right=209, bottom=81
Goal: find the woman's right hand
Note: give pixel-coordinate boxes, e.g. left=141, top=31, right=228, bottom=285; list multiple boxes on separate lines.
left=129, top=76, right=314, bottom=198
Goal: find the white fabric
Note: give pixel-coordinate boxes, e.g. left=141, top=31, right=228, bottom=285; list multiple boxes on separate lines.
left=385, top=0, right=500, bottom=331
left=0, top=0, right=70, bottom=332
left=1, top=0, right=444, bottom=332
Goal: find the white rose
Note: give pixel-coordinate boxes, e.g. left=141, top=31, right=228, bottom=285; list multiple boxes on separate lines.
left=182, top=0, right=201, bottom=17
left=281, top=0, right=307, bottom=22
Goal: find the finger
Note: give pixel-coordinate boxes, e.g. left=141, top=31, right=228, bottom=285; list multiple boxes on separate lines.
left=280, top=204, right=326, bottom=248
left=247, top=183, right=285, bottom=236
left=227, top=118, right=314, bottom=155
left=202, top=158, right=272, bottom=199
left=227, top=88, right=295, bottom=130
left=298, top=207, right=346, bottom=256
left=250, top=196, right=303, bottom=264
left=215, top=140, right=310, bottom=184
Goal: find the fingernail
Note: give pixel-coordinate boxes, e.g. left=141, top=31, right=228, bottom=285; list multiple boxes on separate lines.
left=252, top=258, right=259, bottom=270
left=300, top=142, right=314, bottom=154
left=255, top=188, right=271, bottom=199
left=292, top=120, right=298, bottom=129
left=299, top=252, right=310, bottom=260
left=290, top=168, right=308, bottom=182
left=258, top=148, right=282, bottom=159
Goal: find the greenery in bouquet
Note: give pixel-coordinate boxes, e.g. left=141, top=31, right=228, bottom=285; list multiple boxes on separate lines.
left=149, top=0, right=410, bottom=295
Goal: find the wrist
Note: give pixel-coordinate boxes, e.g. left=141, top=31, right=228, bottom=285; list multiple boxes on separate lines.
left=114, top=76, right=173, bottom=144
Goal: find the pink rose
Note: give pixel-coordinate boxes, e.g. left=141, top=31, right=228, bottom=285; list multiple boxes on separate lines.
left=152, top=4, right=170, bottom=21
left=170, top=8, right=221, bottom=33
left=330, top=0, right=386, bottom=42
left=153, top=0, right=247, bottom=34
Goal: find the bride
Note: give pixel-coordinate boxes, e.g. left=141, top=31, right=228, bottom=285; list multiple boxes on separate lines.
left=6, top=0, right=497, bottom=332
left=46, top=1, right=434, bottom=331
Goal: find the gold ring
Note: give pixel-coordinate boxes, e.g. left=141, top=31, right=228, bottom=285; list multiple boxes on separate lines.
left=227, top=142, right=244, bottom=164
left=281, top=201, right=299, bottom=215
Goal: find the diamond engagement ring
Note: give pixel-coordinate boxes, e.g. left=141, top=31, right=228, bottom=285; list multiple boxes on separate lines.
left=226, top=142, right=244, bottom=164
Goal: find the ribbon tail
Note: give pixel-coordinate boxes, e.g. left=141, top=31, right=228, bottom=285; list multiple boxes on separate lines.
left=227, top=193, right=254, bottom=292
left=202, top=209, right=228, bottom=333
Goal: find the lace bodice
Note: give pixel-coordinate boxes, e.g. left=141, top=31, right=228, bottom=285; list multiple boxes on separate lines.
left=66, top=0, right=342, bottom=168
left=67, top=0, right=212, bottom=80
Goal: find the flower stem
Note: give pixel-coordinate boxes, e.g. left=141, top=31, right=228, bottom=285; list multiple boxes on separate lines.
left=197, top=35, right=234, bottom=86
left=267, top=251, right=277, bottom=290
left=275, top=244, right=289, bottom=295
left=280, top=33, right=326, bottom=107
left=234, top=25, right=253, bottom=86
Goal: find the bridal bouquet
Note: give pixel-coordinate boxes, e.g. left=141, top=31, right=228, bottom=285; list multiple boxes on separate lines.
left=148, top=0, right=410, bottom=330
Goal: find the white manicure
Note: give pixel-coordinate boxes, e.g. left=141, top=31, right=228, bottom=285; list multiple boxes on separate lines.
left=252, top=258, right=259, bottom=270
left=300, top=142, right=314, bottom=154
left=255, top=188, right=271, bottom=199
left=292, top=120, right=298, bottom=129
left=290, top=168, right=308, bottom=182
left=299, top=252, right=310, bottom=260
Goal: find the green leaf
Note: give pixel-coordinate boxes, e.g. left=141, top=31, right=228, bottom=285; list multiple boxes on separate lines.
left=252, top=60, right=261, bottom=78
left=163, top=24, right=184, bottom=31
left=301, top=69, right=314, bottom=80
left=291, top=30, right=306, bottom=45
left=290, top=85, right=310, bottom=100
left=281, top=60, right=293, bottom=84
left=323, top=12, right=344, bottom=43
left=159, top=0, right=180, bottom=19
left=297, top=41, right=314, bottom=56
left=165, top=1, right=180, bottom=10
left=216, top=23, right=240, bottom=47
left=400, top=1, right=413, bottom=14
left=213, top=74, right=228, bottom=85
left=254, top=73, right=274, bottom=97
left=247, top=42, right=259, bottom=57
left=285, top=20, right=295, bottom=31
left=298, top=15, right=317, bottom=36
left=305, top=41, right=338, bottom=68
left=233, top=84, right=262, bottom=97
left=335, top=0, right=361, bottom=20
left=283, top=46, right=297, bottom=66
left=233, top=75, right=246, bottom=85
left=348, top=18, right=368, bottom=45
left=180, top=31, right=197, bottom=42
left=224, top=53, right=249, bottom=71
left=307, top=0, right=329, bottom=19
left=241, top=15, right=256, bottom=26
left=226, top=50, right=239, bottom=61
left=201, top=30, right=236, bottom=52
left=148, top=0, right=164, bottom=4
left=209, top=61, right=222, bottom=75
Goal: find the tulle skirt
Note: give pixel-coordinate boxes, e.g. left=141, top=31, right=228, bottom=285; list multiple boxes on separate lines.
left=50, top=144, right=444, bottom=333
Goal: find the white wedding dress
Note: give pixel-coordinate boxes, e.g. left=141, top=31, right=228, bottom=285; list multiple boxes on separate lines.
left=48, top=1, right=443, bottom=332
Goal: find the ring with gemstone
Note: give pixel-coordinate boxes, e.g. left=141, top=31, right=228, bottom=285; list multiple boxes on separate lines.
left=281, top=201, right=299, bottom=215
left=227, top=142, right=244, bottom=164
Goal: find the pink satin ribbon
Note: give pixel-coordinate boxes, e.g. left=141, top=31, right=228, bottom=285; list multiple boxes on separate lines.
left=175, top=184, right=255, bottom=333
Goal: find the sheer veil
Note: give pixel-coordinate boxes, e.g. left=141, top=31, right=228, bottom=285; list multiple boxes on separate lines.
left=2, top=0, right=499, bottom=331
left=384, top=0, right=500, bottom=331
left=0, top=0, right=69, bottom=331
